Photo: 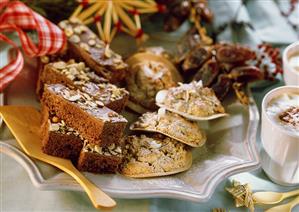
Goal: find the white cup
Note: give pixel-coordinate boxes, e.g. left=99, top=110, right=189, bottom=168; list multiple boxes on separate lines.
left=283, top=41, right=299, bottom=86
left=261, top=86, right=299, bottom=186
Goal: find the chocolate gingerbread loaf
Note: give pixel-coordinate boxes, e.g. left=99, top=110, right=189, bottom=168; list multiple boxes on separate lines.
left=41, top=107, right=83, bottom=163
left=77, top=142, right=123, bottom=173
left=39, top=60, right=129, bottom=112
left=42, top=84, right=127, bottom=147
left=58, top=19, right=127, bottom=83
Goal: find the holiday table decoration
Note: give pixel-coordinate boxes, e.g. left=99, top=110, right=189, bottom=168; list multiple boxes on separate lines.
left=70, top=0, right=165, bottom=44
left=0, top=0, right=66, bottom=91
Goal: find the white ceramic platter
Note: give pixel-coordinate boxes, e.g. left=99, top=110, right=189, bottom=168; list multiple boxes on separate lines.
left=0, top=34, right=260, bottom=202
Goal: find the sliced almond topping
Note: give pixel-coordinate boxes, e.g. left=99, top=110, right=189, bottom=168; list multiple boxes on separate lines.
left=69, top=34, right=80, bottom=44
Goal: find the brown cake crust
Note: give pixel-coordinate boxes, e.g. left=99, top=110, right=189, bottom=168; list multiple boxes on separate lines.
left=58, top=19, right=127, bottom=83
left=68, top=42, right=126, bottom=83
left=77, top=151, right=122, bottom=173
left=42, top=131, right=83, bottom=164
left=36, top=54, right=69, bottom=98
left=37, top=60, right=106, bottom=97
left=40, top=107, right=83, bottom=163
left=105, top=95, right=128, bottom=113
left=40, top=63, right=75, bottom=91
left=42, top=84, right=127, bottom=147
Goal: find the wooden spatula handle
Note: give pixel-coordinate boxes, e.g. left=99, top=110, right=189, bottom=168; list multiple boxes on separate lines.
left=0, top=106, right=116, bottom=210
left=66, top=166, right=116, bottom=209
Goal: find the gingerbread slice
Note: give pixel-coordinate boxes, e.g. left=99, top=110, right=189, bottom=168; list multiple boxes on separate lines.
left=41, top=60, right=129, bottom=112
left=59, top=19, right=127, bottom=83
left=77, top=142, right=123, bottom=173
left=41, top=106, right=123, bottom=172
left=41, top=107, right=83, bottom=164
left=42, top=84, right=127, bottom=147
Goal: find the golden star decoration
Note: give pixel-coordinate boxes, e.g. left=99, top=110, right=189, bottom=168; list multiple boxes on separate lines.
left=70, top=0, right=165, bottom=44
left=226, top=180, right=255, bottom=212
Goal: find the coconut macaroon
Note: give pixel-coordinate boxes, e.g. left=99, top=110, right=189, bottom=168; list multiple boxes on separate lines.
left=126, top=51, right=182, bottom=113
left=121, top=134, right=192, bottom=178
left=130, top=108, right=206, bottom=147
left=156, top=81, right=227, bottom=121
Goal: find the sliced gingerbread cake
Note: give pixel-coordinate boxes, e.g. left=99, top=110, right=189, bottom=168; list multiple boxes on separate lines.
left=58, top=19, right=127, bottom=83
left=77, top=142, right=123, bottom=173
left=42, top=83, right=127, bottom=147
left=41, top=106, right=83, bottom=163
left=41, top=106, right=123, bottom=172
left=39, top=60, right=129, bottom=112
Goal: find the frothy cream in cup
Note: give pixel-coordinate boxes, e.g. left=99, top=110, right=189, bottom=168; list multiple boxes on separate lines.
left=266, top=93, right=299, bottom=136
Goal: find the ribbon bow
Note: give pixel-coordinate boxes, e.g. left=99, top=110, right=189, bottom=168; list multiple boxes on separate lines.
left=0, top=0, right=66, bottom=91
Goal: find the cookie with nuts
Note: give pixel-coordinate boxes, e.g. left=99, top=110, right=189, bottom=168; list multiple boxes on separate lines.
left=121, top=134, right=192, bottom=178
left=126, top=52, right=182, bottom=113
left=156, top=81, right=227, bottom=121
left=130, top=108, right=206, bottom=147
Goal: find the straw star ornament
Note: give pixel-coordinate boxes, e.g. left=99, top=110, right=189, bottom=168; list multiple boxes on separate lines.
left=70, top=0, right=165, bottom=44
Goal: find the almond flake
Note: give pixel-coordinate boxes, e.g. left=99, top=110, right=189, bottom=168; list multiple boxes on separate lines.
left=88, top=39, right=96, bottom=46
left=69, top=34, right=80, bottom=43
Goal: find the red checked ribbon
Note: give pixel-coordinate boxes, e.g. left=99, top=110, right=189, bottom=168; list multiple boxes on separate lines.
left=0, top=0, right=66, bottom=91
